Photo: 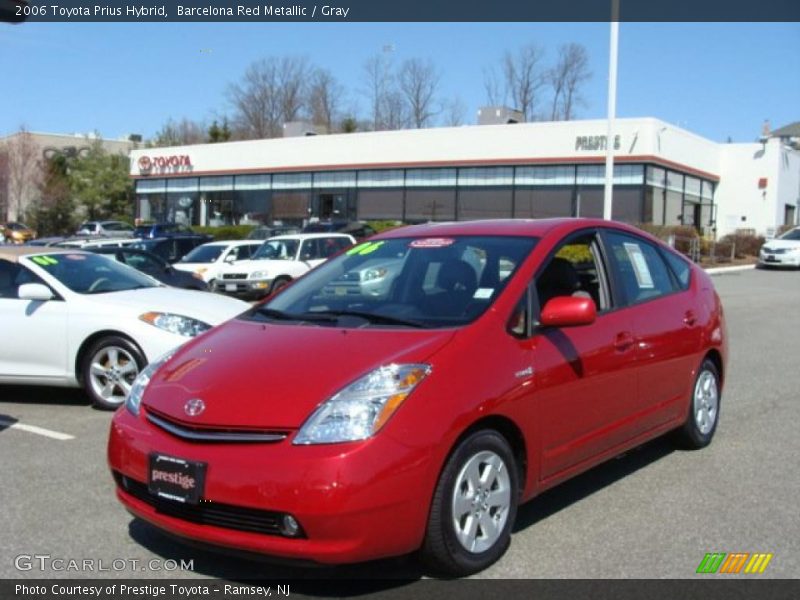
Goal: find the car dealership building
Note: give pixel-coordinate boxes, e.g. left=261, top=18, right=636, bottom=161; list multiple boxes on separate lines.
left=129, top=117, right=800, bottom=238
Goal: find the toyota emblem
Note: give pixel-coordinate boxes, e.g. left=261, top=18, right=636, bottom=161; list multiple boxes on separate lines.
left=184, top=398, right=205, bottom=417
left=138, top=155, right=152, bottom=171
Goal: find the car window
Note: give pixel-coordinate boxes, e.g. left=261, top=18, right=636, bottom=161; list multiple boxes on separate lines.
left=535, top=234, right=610, bottom=312
left=26, top=253, right=157, bottom=294
left=300, top=239, right=322, bottom=261
left=122, top=251, right=162, bottom=273
left=319, top=237, right=352, bottom=258
left=605, top=232, right=676, bottom=304
left=259, top=236, right=537, bottom=328
left=252, top=239, right=299, bottom=260
left=0, top=260, right=45, bottom=298
left=660, top=248, right=691, bottom=290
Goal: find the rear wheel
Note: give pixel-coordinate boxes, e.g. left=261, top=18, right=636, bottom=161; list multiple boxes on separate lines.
left=674, top=358, right=720, bottom=449
left=81, top=336, right=145, bottom=410
left=420, top=430, right=519, bottom=576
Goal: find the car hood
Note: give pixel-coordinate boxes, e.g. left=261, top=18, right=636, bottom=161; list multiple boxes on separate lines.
left=81, top=287, right=249, bottom=325
left=762, top=239, right=800, bottom=251
left=142, top=319, right=456, bottom=429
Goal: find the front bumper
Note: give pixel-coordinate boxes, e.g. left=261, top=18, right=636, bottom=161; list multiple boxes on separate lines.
left=108, top=408, right=435, bottom=565
left=758, top=252, right=800, bottom=267
left=214, top=278, right=272, bottom=298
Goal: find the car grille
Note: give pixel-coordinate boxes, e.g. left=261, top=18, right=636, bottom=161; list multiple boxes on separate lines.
left=113, top=472, right=300, bottom=537
left=145, top=407, right=289, bottom=443
left=222, top=273, right=248, bottom=280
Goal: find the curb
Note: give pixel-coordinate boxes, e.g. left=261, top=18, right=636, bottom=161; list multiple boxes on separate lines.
left=704, top=264, right=757, bottom=275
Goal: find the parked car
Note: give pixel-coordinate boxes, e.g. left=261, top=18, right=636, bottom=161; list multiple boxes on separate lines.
left=2, top=222, right=36, bottom=244
left=758, top=227, right=800, bottom=268
left=246, top=225, right=301, bottom=240
left=25, top=236, right=67, bottom=247
left=54, top=237, right=139, bottom=249
left=0, top=247, right=249, bottom=409
left=130, top=235, right=213, bottom=264
left=172, top=240, right=264, bottom=289
left=134, top=222, right=201, bottom=239
left=213, top=233, right=355, bottom=298
left=76, top=221, right=135, bottom=238
left=109, top=218, right=727, bottom=575
left=88, top=247, right=207, bottom=291
left=303, top=220, right=376, bottom=241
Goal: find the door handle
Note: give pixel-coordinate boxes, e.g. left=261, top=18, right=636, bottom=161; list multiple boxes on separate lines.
left=614, top=331, right=634, bottom=353
left=683, top=311, right=697, bottom=327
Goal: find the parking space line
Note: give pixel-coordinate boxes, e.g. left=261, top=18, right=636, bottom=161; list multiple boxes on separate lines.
left=0, top=418, right=75, bottom=441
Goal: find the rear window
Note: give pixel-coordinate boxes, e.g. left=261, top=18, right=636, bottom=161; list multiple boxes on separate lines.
left=661, top=248, right=692, bottom=290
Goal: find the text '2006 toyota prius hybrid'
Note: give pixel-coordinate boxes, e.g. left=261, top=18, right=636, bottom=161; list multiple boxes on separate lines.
left=109, top=218, right=728, bottom=576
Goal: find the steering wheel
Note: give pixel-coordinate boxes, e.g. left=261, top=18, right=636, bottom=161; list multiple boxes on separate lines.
left=88, top=277, right=112, bottom=293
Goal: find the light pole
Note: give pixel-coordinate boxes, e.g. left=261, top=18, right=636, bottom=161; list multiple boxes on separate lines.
left=603, top=4, right=620, bottom=221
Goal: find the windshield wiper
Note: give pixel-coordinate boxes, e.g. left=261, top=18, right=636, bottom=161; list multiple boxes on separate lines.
left=304, top=309, right=427, bottom=328
left=253, top=307, right=336, bottom=323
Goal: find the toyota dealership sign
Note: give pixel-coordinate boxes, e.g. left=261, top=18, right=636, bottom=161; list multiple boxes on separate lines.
left=137, top=154, right=192, bottom=174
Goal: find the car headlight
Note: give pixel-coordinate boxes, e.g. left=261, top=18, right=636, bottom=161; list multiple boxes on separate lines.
left=125, top=351, right=174, bottom=416
left=362, top=267, right=388, bottom=281
left=293, top=364, right=431, bottom=445
left=139, top=312, right=211, bottom=337
left=250, top=271, right=270, bottom=279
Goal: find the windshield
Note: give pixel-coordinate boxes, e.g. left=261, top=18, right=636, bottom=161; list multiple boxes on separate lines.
left=29, top=252, right=158, bottom=294
left=252, top=239, right=299, bottom=260
left=181, top=244, right=225, bottom=263
left=779, top=228, right=800, bottom=241
left=252, top=235, right=537, bottom=328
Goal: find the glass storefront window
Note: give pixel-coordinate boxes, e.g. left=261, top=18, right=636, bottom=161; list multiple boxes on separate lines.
left=357, top=170, right=405, bottom=187
left=273, top=173, right=312, bottom=189
left=357, top=190, right=404, bottom=220
left=458, top=168, right=514, bottom=186
left=516, top=166, right=575, bottom=186
left=458, top=189, right=513, bottom=219
left=312, top=171, right=356, bottom=188
left=406, top=169, right=457, bottom=187
left=405, top=189, right=456, bottom=221
left=513, top=188, right=573, bottom=218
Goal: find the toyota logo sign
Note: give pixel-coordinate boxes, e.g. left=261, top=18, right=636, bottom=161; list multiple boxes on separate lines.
left=137, top=156, right=152, bottom=171
left=184, top=398, right=206, bottom=417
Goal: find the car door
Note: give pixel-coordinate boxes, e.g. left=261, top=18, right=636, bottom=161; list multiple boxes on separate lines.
left=529, top=231, right=640, bottom=481
left=298, top=238, right=328, bottom=269
left=0, top=259, right=68, bottom=381
left=602, top=230, right=702, bottom=429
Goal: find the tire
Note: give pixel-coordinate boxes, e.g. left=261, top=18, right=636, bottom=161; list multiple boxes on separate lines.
left=674, top=358, right=721, bottom=449
left=270, top=277, right=291, bottom=295
left=207, top=279, right=216, bottom=292
left=420, top=430, right=519, bottom=577
left=81, top=336, right=146, bottom=410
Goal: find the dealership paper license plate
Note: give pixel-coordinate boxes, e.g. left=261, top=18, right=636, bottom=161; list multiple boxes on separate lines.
left=225, top=283, right=237, bottom=292
left=148, top=454, right=206, bottom=504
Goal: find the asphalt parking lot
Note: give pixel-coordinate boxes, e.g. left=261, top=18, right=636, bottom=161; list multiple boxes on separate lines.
left=1, top=267, right=798, bottom=582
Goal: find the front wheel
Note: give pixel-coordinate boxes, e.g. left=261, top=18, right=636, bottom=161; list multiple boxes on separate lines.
left=674, top=358, right=721, bottom=449
left=270, top=276, right=291, bottom=295
left=82, top=336, right=145, bottom=410
left=420, top=430, right=519, bottom=576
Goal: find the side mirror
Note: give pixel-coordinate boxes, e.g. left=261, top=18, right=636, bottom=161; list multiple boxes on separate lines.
left=224, top=255, right=236, bottom=263
left=18, top=283, right=55, bottom=301
left=540, top=296, right=596, bottom=328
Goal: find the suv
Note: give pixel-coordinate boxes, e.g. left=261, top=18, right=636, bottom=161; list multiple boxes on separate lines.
left=214, top=233, right=355, bottom=298
left=76, top=221, right=134, bottom=237
left=130, top=234, right=213, bottom=264
left=133, top=222, right=202, bottom=239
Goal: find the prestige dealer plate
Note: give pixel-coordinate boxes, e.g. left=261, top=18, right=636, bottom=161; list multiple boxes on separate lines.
left=148, top=453, right=206, bottom=504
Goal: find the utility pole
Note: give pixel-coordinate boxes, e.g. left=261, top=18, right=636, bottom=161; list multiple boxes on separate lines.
left=603, top=4, right=620, bottom=221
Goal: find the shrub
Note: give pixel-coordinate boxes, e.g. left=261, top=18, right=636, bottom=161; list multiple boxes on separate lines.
left=719, top=233, right=765, bottom=258
left=191, top=225, right=256, bottom=241
left=366, top=220, right=404, bottom=233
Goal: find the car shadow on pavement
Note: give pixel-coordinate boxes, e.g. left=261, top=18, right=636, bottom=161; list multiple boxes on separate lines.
left=0, top=413, right=19, bottom=432
left=514, top=436, right=676, bottom=532
left=127, top=518, right=425, bottom=589
left=0, top=384, right=90, bottom=407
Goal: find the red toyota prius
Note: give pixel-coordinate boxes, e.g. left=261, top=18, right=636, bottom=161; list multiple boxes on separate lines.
left=108, top=218, right=727, bottom=576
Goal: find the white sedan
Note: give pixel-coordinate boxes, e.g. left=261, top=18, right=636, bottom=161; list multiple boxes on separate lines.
left=0, top=247, right=250, bottom=409
left=758, top=227, right=800, bottom=268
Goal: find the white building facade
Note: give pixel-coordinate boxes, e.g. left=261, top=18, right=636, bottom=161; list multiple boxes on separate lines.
left=129, top=117, right=800, bottom=238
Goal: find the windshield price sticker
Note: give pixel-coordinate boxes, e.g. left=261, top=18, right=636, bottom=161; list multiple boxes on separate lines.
left=347, top=241, right=385, bottom=256
left=623, top=243, right=655, bottom=289
left=31, top=256, right=59, bottom=266
left=409, top=238, right=455, bottom=249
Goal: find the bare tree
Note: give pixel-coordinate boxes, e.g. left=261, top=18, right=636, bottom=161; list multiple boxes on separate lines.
left=362, top=53, right=394, bottom=130
left=443, top=97, right=467, bottom=127
left=398, top=58, right=440, bottom=128
left=501, top=44, right=547, bottom=121
left=382, top=91, right=410, bottom=131
left=548, top=43, right=591, bottom=120
left=152, top=118, right=206, bottom=147
left=228, top=56, right=310, bottom=139
left=4, top=127, right=41, bottom=221
left=482, top=67, right=504, bottom=106
left=309, top=68, right=344, bottom=133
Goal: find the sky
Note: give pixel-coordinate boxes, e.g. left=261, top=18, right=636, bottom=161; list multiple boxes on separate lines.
left=1, top=22, right=798, bottom=144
